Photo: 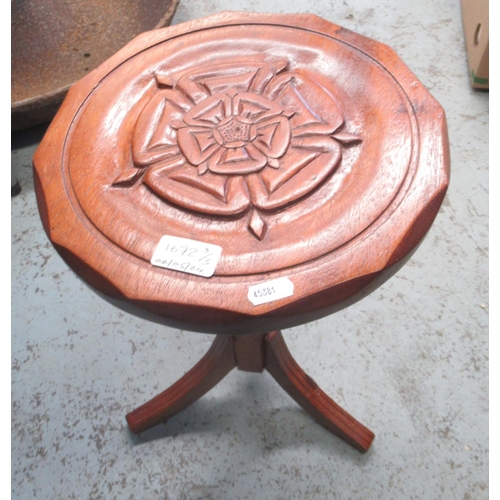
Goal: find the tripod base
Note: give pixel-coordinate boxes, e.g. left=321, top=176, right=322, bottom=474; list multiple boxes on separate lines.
left=126, top=331, right=374, bottom=453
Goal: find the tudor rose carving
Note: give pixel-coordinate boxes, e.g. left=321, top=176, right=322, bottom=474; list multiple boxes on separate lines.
left=112, top=60, right=361, bottom=239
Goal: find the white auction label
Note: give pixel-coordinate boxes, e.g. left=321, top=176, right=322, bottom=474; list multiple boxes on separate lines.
left=150, top=235, right=222, bottom=278
left=248, top=277, right=294, bottom=306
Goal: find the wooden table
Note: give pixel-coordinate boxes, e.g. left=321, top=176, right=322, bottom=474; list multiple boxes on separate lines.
left=33, top=12, right=450, bottom=453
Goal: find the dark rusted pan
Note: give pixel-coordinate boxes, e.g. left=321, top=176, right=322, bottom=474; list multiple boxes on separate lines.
left=11, top=0, right=180, bottom=131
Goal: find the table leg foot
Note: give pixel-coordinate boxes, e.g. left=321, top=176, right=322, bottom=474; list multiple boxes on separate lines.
left=126, top=335, right=236, bottom=434
left=264, top=331, right=375, bottom=453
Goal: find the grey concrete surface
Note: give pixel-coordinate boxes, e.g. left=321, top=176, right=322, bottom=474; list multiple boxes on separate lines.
left=11, top=1, right=489, bottom=499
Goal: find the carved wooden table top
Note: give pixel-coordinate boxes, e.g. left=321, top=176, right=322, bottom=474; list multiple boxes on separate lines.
left=33, top=12, right=449, bottom=452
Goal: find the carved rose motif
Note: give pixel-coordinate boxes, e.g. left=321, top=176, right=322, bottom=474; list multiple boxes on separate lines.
left=176, top=91, right=291, bottom=177
left=113, top=60, right=361, bottom=239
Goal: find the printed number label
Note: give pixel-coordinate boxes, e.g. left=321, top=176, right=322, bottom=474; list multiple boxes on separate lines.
left=151, top=235, right=222, bottom=278
left=248, top=277, right=294, bottom=306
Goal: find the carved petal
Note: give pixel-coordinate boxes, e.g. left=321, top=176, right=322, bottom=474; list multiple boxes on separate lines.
left=259, top=147, right=320, bottom=195
left=252, top=116, right=291, bottom=159
left=143, top=155, right=187, bottom=191
left=132, top=90, right=192, bottom=166
left=183, top=94, right=231, bottom=128
left=177, top=127, right=221, bottom=166
left=233, top=92, right=284, bottom=123
left=264, top=72, right=344, bottom=137
left=146, top=165, right=251, bottom=216
left=208, top=143, right=267, bottom=175
left=176, top=62, right=274, bottom=102
left=167, top=167, right=228, bottom=201
left=247, top=136, right=342, bottom=210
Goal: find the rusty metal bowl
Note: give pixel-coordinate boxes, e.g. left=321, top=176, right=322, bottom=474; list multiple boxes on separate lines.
left=11, top=0, right=180, bottom=131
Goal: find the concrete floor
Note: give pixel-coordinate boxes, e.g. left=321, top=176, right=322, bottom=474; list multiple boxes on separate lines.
left=11, top=1, right=488, bottom=499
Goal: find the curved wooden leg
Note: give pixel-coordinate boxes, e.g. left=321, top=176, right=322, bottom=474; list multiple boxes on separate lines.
left=127, top=330, right=374, bottom=452
left=126, top=335, right=237, bottom=434
left=264, top=331, right=375, bottom=453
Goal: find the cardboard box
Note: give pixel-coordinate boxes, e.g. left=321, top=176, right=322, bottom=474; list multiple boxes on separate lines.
left=461, top=0, right=489, bottom=89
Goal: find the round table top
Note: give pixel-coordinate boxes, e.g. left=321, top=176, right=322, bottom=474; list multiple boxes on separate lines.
left=33, top=12, right=450, bottom=335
